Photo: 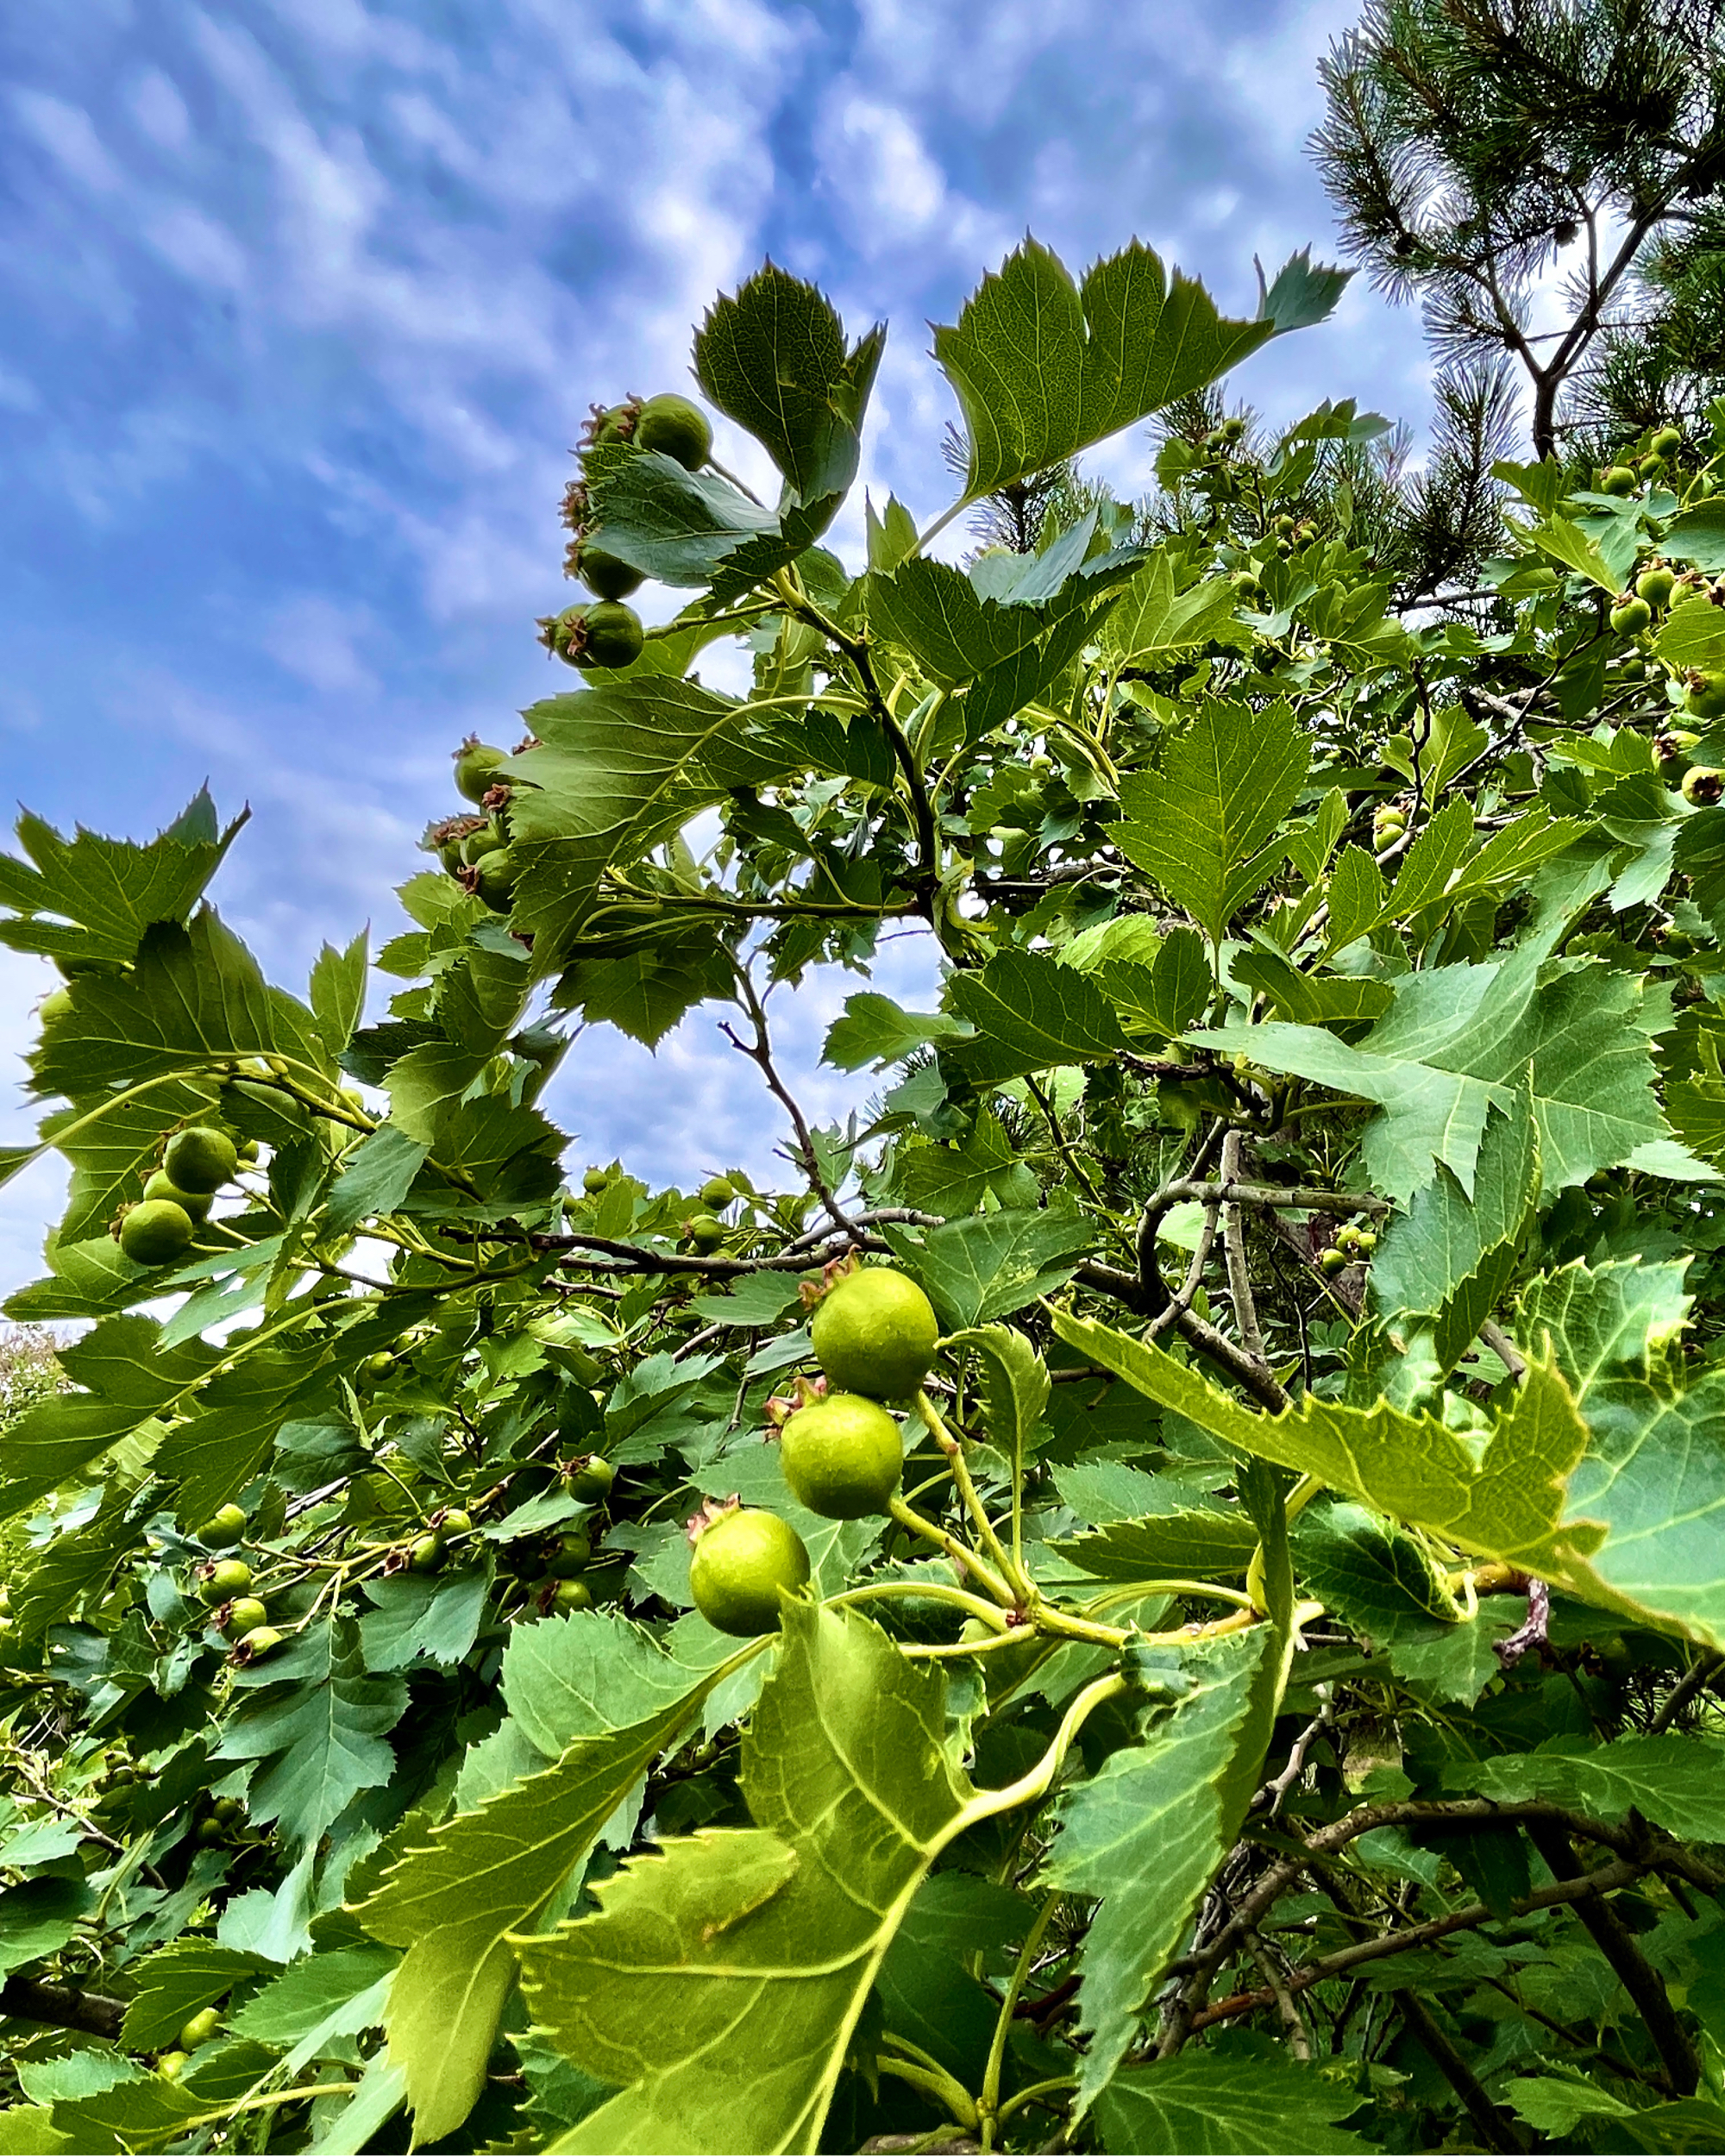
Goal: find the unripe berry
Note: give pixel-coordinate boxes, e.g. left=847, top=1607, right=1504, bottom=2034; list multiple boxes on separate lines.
left=119, top=1200, right=195, bottom=1268
left=1598, top=465, right=1637, bottom=496
left=1652, top=426, right=1683, bottom=459
left=1636, top=564, right=1677, bottom=609
left=634, top=393, right=712, bottom=470
left=454, top=741, right=509, bottom=805
left=1685, top=673, right=1725, bottom=722
left=569, top=538, right=643, bottom=600
left=164, top=1126, right=238, bottom=1194
left=1609, top=596, right=1653, bottom=636
left=1682, top=766, right=1724, bottom=807
left=202, top=1559, right=253, bottom=1604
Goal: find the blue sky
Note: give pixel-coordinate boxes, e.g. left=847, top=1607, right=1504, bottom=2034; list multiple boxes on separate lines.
left=0, top=0, right=1433, bottom=1294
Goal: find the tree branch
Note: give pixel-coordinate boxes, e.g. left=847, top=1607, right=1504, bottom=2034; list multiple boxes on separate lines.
left=0, top=1973, right=125, bottom=2040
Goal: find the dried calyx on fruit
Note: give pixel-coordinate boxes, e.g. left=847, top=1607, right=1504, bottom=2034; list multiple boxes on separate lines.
left=540, top=600, right=645, bottom=671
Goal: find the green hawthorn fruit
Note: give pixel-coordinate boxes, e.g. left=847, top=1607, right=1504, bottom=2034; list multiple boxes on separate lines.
left=165, top=1125, right=238, bottom=1194
left=1685, top=673, right=1725, bottom=721
left=39, top=985, right=73, bottom=1025
left=1652, top=426, right=1684, bottom=459
left=1598, top=465, right=1637, bottom=496
left=202, top=1559, right=253, bottom=1603
left=157, top=2052, right=189, bottom=2082
left=235, top=1625, right=281, bottom=1663
left=461, top=819, right=505, bottom=866
left=582, top=1166, right=612, bottom=1194
left=1319, top=1247, right=1350, bottom=1277
left=547, top=1528, right=593, bottom=1576
left=567, top=1454, right=613, bottom=1503
left=143, top=1169, right=211, bottom=1221
left=1272, top=513, right=1296, bottom=537
left=686, top=1213, right=727, bottom=1253
left=699, top=1175, right=735, bottom=1207
left=551, top=1577, right=594, bottom=1614
left=1638, top=453, right=1665, bottom=479
left=440, top=1508, right=473, bottom=1537
left=120, top=1200, right=195, bottom=1268
left=780, top=1392, right=904, bottom=1519
left=571, top=538, right=643, bottom=600
left=1609, top=596, right=1653, bottom=636
left=688, top=1507, right=811, bottom=1636
left=811, top=1266, right=939, bottom=1401
left=587, top=399, right=639, bottom=448
left=574, top=600, right=645, bottom=670
left=439, top=837, right=467, bottom=874
left=1658, top=728, right=1699, bottom=782
left=203, top=1503, right=247, bottom=1549
left=1636, top=564, right=1677, bottom=608
left=1334, top=1224, right=1358, bottom=1250
left=454, top=741, right=509, bottom=804
left=408, top=1532, right=445, bottom=1574
left=179, top=2008, right=221, bottom=2051
left=634, top=392, right=712, bottom=470
left=473, top=849, right=519, bottom=911
left=211, top=1796, right=243, bottom=1825
left=1355, top=1230, right=1377, bottom=1255
left=1683, top=766, right=1725, bottom=807
left=194, top=1816, right=229, bottom=1846
left=223, top=1596, right=267, bottom=1636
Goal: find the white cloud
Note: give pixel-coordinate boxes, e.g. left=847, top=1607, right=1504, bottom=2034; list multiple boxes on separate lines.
left=11, top=88, right=124, bottom=194
left=258, top=594, right=381, bottom=697
left=146, top=200, right=248, bottom=290
left=821, top=92, right=946, bottom=246
left=128, top=66, right=191, bottom=150
left=0, top=361, right=41, bottom=413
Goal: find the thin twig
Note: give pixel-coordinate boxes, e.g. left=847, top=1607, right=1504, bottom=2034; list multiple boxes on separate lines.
left=1220, top=1131, right=1267, bottom=1365
left=722, top=968, right=862, bottom=1247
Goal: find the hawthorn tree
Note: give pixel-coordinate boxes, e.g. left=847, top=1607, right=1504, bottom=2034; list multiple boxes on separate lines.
left=3, top=229, right=1725, bottom=2156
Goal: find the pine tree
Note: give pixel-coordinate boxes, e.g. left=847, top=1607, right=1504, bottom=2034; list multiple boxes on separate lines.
left=1314, top=0, right=1725, bottom=459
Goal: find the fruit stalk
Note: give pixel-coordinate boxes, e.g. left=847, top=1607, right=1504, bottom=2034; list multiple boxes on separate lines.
left=916, top=1389, right=1032, bottom=1602
left=884, top=1493, right=1015, bottom=1608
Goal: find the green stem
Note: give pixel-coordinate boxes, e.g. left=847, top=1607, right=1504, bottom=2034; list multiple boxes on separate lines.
left=876, top=2052, right=981, bottom=2133
left=963, top=1671, right=1131, bottom=1827
left=996, top=2074, right=1079, bottom=2128
left=887, top=1493, right=1015, bottom=1608
left=827, top=1580, right=1012, bottom=1629
left=979, top=1894, right=1061, bottom=2149
left=916, top=1390, right=1031, bottom=1601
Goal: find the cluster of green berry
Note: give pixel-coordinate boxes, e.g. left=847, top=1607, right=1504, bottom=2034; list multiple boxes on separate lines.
left=1319, top=1219, right=1378, bottom=1277
left=1595, top=424, right=1703, bottom=498
left=193, top=1502, right=278, bottom=1664
left=155, top=1999, right=228, bottom=2083
left=538, top=390, right=715, bottom=673
left=113, top=1124, right=256, bottom=1269
left=687, top=1267, right=939, bottom=1637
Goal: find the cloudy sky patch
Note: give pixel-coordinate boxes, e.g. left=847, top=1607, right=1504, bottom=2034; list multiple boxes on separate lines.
left=0, top=0, right=1433, bottom=1294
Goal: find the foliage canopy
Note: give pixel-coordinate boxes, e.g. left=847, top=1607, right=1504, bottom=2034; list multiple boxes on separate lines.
left=5, top=211, right=1725, bottom=2156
